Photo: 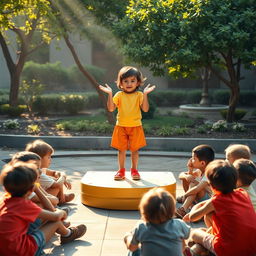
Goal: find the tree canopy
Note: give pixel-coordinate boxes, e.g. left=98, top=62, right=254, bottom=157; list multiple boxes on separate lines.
left=84, top=0, right=256, bottom=122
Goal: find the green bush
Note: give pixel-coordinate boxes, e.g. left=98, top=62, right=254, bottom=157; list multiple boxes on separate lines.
left=68, top=65, right=105, bottom=90
left=84, top=93, right=105, bottom=109
left=22, top=61, right=71, bottom=90
left=142, top=99, right=157, bottom=119
left=56, top=120, right=113, bottom=134
left=61, top=94, right=85, bottom=114
left=3, top=119, right=20, bottom=129
left=186, top=90, right=201, bottom=104
left=0, top=104, right=27, bottom=117
left=212, top=90, right=229, bottom=105
left=239, top=91, right=256, bottom=106
left=22, top=61, right=106, bottom=92
left=32, top=96, right=63, bottom=114
left=220, top=109, right=247, bottom=121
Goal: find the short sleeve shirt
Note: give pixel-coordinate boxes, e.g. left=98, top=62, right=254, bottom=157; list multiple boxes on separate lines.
left=0, top=197, right=42, bottom=256
left=113, top=91, right=143, bottom=127
left=130, top=219, right=190, bottom=256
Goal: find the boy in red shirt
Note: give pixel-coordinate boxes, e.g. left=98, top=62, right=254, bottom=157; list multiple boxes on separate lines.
left=0, top=163, right=86, bottom=256
left=184, top=160, right=256, bottom=256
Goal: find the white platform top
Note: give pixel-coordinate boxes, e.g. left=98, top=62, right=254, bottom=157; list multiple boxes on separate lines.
left=81, top=171, right=176, bottom=188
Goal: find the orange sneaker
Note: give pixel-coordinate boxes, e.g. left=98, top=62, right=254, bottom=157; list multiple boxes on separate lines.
left=131, top=168, right=140, bottom=180
left=114, top=168, right=125, bottom=180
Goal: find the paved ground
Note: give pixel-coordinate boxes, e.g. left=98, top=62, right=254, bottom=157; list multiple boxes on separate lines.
left=0, top=149, right=255, bottom=256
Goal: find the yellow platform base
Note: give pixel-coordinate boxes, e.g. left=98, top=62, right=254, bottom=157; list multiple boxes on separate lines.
left=81, top=171, right=176, bottom=210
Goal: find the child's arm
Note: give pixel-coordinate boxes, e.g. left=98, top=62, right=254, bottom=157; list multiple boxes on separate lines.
left=34, top=185, right=55, bottom=211
left=184, top=180, right=208, bottom=197
left=99, top=84, right=116, bottom=112
left=44, top=169, right=72, bottom=190
left=141, top=84, right=156, bottom=112
left=183, top=199, right=214, bottom=222
left=38, top=208, right=67, bottom=222
left=124, top=232, right=139, bottom=252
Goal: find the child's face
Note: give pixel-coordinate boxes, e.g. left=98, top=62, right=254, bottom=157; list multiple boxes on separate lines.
left=191, top=153, right=206, bottom=171
left=120, top=76, right=140, bottom=93
left=41, top=153, right=52, bottom=168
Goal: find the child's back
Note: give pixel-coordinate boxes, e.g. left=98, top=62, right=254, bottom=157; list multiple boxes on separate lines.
left=124, top=188, right=190, bottom=256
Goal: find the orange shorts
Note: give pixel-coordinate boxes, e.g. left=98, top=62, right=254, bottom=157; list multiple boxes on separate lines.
left=111, top=125, right=146, bottom=152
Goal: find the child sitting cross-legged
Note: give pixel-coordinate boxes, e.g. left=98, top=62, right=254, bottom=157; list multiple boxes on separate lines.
left=124, top=187, right=191, bottom=256
left=25, top=139, right=75, bottom=205
left=176, top=144, right=215, bottom=218
left=183, top=160, right=256, bottom=256
left=0, top=163, right=86, bottom=256
left=10, top=151, right=59, bottom=207
left=233, top=158, right=256, bottom=211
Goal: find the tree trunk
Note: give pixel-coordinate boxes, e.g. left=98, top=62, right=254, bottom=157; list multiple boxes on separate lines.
left=63, top=35, right=115, bottom=125
left=226, top=85, right=239, bottom=123
left=9, top=51, right=27, bottom=106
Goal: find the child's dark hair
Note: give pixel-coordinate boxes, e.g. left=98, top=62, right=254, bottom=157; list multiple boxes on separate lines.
left=193, top=144, right=215, bottom=164
left=206, top=160, right=237, bottom=194
left=25, top=139, right=54, bottom=158
left=0, top=163, right=38, bottom=197
left=11, top=151, right=41, bottom=163
left=139, top=188, right=175, bottom=224
left=233, top=159, right=256, bottom=186
left=116, top=66, right=145, bottom=89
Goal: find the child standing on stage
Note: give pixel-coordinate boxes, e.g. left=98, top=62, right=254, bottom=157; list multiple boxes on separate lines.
left=99, top=66, right=156, bottom=180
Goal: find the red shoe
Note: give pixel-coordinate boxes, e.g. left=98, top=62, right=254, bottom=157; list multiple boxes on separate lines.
left=131, top=168, right=140, bottom=180
left=114, top=168, right=125, bottom=180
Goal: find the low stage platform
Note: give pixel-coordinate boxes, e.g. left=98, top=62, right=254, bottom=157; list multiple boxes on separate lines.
left=81, top=171, right=176, bottom=210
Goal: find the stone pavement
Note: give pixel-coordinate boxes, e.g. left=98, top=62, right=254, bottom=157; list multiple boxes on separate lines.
left=0, top=149, right=255, bottom=256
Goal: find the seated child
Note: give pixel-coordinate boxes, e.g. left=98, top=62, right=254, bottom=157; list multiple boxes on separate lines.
left=25, top=139, right=75, bottom=204
left=176, top=144, right=215, bottom=218
left=225, top=144, right=251, bottom=164
left=233, top=158, right=256, bottom=211
left=124, top=187, right=190, bottom=256
left=0, top=162, right=86, bottom=256
left=184, top=160, right=256, bottom=256
left=10, top=151, right=59, bottom=207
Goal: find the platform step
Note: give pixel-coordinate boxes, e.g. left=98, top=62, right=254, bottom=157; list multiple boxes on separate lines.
left=81, top=171, right=176, bottom=210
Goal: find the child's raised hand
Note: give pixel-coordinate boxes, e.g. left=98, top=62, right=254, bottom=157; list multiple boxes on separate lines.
left=143, top=84, right=156, bottom=94
left=99, top=84, right=112, bottom=94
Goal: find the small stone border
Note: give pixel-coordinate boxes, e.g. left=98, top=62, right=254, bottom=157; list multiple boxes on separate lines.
left=0, top=134, right=255, bottom=153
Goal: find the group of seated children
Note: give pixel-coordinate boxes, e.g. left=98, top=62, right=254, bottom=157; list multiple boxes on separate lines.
left=0, top=139, right=86, bottom=256
left=124, top=144, right=256, bottom=256
left=1, top=140, right=256, bottom=256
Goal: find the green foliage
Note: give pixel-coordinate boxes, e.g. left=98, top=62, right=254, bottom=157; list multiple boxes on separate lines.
left=20, top=79, right=45, bottom=112
left=22, top=61, right=106, bottom=92
left=0, top=104, right=27, bottom=117
left=61, top=95, right=85, bottom=114
left=142, top=99, right=156, bottom=119
left=27, top=124, right=41, bottom=134
left=56, top=120, right=113, bottom=134
left=232, top=123, right=246, bottom=132
left=156, top=126, right=190, bottom=136
left=212, top=90, right=230, bottom=105
left=3, top=119, right=20, bottom=129
left=220, top=109, right=247, bottom=121
left=211, top=120, right=228, bottom=132
left=68, top=65, right=105, bottom=88
left=22, top=61, right=71, bottom=89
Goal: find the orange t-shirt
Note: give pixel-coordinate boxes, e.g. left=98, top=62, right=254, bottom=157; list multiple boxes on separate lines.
left=113, top=91, right=143, bottom=127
